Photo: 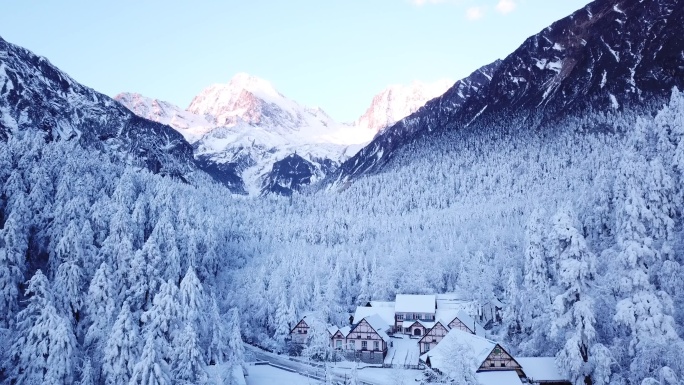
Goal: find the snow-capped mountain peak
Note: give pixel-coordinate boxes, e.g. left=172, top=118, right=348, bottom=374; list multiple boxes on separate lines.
left=356, top=79, right=454, bottom=132
left=186, top=72, right=310, bottom=130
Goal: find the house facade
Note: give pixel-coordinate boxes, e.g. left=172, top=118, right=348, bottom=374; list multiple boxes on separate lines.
left=289, top=317, right=310, bottom=344
left=418, top=321, right=450, bottom=354
left=343, top=317, right=390, bottom=364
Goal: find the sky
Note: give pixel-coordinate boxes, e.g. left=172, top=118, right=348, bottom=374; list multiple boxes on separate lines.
left=3, top=0, right=591, bottom=122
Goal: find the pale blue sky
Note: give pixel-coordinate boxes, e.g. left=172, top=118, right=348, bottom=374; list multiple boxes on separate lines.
left=3, top=0, right=590, bottom=122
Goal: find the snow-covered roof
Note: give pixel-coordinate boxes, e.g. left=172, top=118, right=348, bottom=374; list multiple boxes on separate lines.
left=395, top=294, right=436, bottom=313
left=353, top=305, right=394, bottom=327
left=452, top=310, right=486, bottom=337
left=364, top=314, right=391, bottom=343
left=475, top=371, right=523, bottom=385
left=370, top=301, right=395, bottom=308
left=517, top=357, right=567, bottom=383
left=339, top=326, right=351, bottom=337
left=327, top=326, right=339, bottom=336
left=436, top=294, right=477, bottom=312
left=420, top=329, right=497, bottom=372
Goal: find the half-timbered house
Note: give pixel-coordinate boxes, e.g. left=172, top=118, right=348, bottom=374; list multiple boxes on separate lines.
left=289, top=315, right=313, bottom=345
left=417, top=321, right=450, bottom=354
left=329, top=326, right=351, bottom=350
left=344, top=315, right=391, bottom=364
left=419, top=329, right=523, bottom=377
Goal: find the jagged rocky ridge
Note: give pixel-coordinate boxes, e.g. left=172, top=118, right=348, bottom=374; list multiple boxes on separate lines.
left=332, top=0, right=684, bottom=184
left=0, top=36, right=197, bottom=179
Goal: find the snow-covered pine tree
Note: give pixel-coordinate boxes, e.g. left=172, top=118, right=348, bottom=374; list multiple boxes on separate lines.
left=129, top=334, right=172, bottom=385
left=207, top=294, right=229, bottom=365
left=519, top=208, right=555, bottom=355
left=140, top=279, right=181, bottom=363
left=550, top=208, right=610, bottom=385
left=102, top=302, right=140, bottom=385
left=8, top=270, right=78, bottom=385
left=172, top=324, right=208, bottom=385
left=226, top=307, right=245, bottom=367
left=78, top=358, right=96, bottom=385
left=84, top=262, right=117, bottom=348
left=53, top=259, right=84, bottom=325
left=302, top=316, right=331, bottom=362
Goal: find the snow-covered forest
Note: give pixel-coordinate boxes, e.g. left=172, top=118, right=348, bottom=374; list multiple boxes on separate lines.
left=2, top=90, right=684, bottom=384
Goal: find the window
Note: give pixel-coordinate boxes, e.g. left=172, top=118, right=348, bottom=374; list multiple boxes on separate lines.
left=500, top=362, right=506, bottom=367
left=424, top=343, right=430, bottom=352
left=432, top=338, right=437, bottom=342
left=397, top=314, right=404, bottom=320
left=366, top=335, right=371, bottom=339
left=336, top=340, right=342, bottom=349
left=362, top=341, right=367, bottom=350
left=374, top=341, right=379, bottom=350
left=490, top=363, right=495, bottom=367
left=357, top=334, right=361, bottom=339
left=303, top=330, right=307, bottom=334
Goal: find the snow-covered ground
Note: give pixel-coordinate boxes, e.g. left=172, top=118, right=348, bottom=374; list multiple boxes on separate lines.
left=384, top=335, right=421, bottom=367
left=246, top=364, right=322, bottom=385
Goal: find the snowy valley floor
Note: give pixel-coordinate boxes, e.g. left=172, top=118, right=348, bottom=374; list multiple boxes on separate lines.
left=243, top=344, right=424, bottom=385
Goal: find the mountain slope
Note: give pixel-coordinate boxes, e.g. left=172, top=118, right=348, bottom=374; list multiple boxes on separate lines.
left=0, top=36, right=196, bottom=178
left=332, top=0, right=684, bottom=184
left=330, top=60, right=501, bottom=184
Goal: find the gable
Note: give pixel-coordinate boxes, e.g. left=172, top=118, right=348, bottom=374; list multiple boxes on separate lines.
left=418, top=321, right=448, bottom=344
left=349, top=319, right=377, bottom=336
left=478, top=344, right=522, bottom=371
left=289, top=318, right=309, bottom=334
left=449, top=317, right=474, bottom=334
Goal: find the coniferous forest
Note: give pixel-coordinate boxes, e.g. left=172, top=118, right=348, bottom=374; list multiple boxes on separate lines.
left=1, top=90, right=684, bottom=384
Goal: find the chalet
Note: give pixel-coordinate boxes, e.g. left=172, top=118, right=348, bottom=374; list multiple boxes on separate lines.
left=344, top=315, right=391, bottom=364
left=394, top=294, right=436, bottom=333
left=329, top=326, right=351, bottom=350
left=420, top=329, right=523, bottom=378
left=289, top=316, right=312, bottom=345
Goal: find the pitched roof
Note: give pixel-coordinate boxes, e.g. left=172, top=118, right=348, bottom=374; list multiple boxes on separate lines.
left=420, top=329, right=498, bottom=372
left=516, top=357, right=567, bottom=383
left=362, top=314, right=391, bottom=343
left=327, top=326, right=339, bottom=336
left=353, top=305, right=394, bottom=327
left=395, top=294, right=436, bottom=313
left=418, top=321, right=451, bottom=344
left=452, top=310, right=486, bottom=336
left=369, top=300, right=395, bottom=308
